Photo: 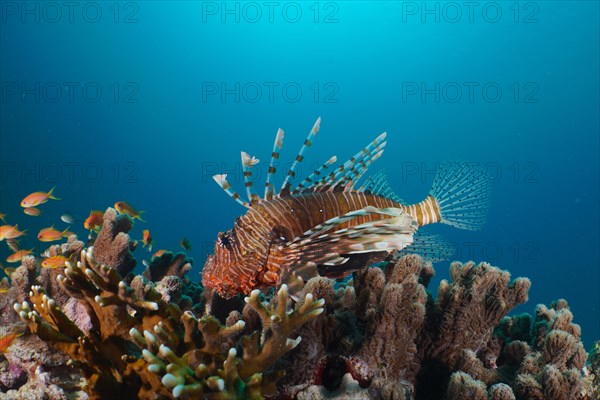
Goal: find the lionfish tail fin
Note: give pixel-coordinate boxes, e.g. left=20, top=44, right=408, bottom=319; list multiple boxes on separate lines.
left=430, top=161, right=492, bottom=231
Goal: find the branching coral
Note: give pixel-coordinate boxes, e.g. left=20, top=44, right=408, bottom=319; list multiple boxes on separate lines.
left=14, top=247, right=174, bottom=399
left=131, top=284, right=324, bottom=399
left=14, top=247, right=325, bottom=399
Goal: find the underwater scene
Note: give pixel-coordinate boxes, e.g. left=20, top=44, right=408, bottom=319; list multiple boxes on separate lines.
left=0, top=1, right=599, bottom=399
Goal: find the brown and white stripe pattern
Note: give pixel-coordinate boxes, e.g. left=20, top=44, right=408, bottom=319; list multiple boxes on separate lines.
left=212, top=174, right=249, bottom=208
left=241, top=152, right=261, bottom=205
left=264, top=128, right=284, bottom=200
left=400, top=194, right=441, bottom=227
left=203, top=189, right=444, bottom=298
left=280, top=117, right=321, bottom=196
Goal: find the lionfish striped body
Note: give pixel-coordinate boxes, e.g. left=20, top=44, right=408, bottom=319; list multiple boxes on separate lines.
left=202, top=118, right=491, bottom=298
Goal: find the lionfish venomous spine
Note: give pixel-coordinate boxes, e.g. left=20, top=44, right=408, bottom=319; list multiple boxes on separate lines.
left=202, top=118, right=491, bottom=298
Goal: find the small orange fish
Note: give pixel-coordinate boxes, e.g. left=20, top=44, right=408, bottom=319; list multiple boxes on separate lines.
left=4, top=267, right=15, bottom=276
left=38, top=226, right=69, bottom=242
left=0, top=331, right=24, bottom=354
left=142, top=229, right=153, bottom=251
left=21, top=187, right=60, bottom=208
left=84, top=210, right=104, bottom=231
left=0, top=225, right=26, bottom=241
left=152, top=249, right=167, bottom=259
left=23, top=207, right=41, bottom=216
left=0, top=225, right=15, bottom=241
left=114, top=201, right=145, bottom=221
left=0, top=213, right=6, bottom=222
left=41, top=255, right=67, bottom=269
left=180, top=237, right=192, bottom=251
left=6, top=249, right=33, bottom=263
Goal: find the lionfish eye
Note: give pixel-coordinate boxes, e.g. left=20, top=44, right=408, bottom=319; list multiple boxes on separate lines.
left=218, top=234, right=230, bottom=247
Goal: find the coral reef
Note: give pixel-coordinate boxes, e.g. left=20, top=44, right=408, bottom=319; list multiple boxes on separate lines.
left=272, top=255, right=589, bottom=400
left=0, top=254, right=86, bottom=399
left=12, top=247, right=324, bottom=399
left=1, top=215, right=593, bottom=400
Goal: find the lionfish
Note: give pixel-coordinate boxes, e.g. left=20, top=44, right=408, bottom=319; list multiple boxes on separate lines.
left=202, top=118, right=491, bottom=298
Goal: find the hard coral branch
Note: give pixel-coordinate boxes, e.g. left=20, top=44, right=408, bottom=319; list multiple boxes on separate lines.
left=132, top=283, right=324, bottom=399
left=15, top=248, right=179, bottom=399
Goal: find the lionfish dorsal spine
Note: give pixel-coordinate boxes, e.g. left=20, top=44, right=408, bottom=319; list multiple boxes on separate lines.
left=264, top=128, right=284, bottom=200
left=311, top=132, right=386, bottom=193
left=212, top=174, right=250, bottom=208
left=339, top=142, right=386, bottom=192
left=241, top=151, right=261, bottom=205
left=360, top=170, right=405, bottom=204
left=279, top=117, right=321, bottom=196
left=213, top=117, right=390, bottom=206
left=292, top=155, right=337, bottom=195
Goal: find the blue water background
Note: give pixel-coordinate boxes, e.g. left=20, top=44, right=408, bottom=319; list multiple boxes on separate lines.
left=1, top=1, right=598, bottom=347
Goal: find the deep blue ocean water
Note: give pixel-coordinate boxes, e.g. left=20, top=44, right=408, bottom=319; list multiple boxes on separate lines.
left=0, top=1, right=598, bottom=348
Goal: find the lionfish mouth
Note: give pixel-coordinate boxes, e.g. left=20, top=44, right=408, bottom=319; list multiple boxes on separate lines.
left=201, top=255, right=241, bottom=298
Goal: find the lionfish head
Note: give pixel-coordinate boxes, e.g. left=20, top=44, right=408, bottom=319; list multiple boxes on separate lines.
left=202, top=229, right=255, bottom=298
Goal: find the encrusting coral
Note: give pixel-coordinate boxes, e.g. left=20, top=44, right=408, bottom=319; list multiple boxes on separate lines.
left=1, top=208, right=595, bottom=399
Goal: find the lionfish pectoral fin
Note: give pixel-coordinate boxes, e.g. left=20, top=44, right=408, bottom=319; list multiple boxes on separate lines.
left=318, top=252, right=389, bottom=279
left=395, top=229, right=455, bottom=263
left=286, top=206, right=404, bottom=246
left=283, top=210, right=418, bottom=276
